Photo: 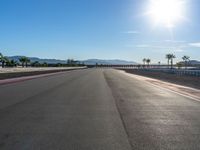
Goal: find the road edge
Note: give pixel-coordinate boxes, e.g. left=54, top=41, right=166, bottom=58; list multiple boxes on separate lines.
left=117, top=69, right=200, bottom=102
left=0, top=68, right=86, bottom=85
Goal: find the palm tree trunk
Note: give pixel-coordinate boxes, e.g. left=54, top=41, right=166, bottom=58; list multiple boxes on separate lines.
left=171, top=59, right=173, bottom=69
left=2, top=61, right=5, bottom=68
left=168, top=59, right=169, bottom=68
left=185, top=61, right=187, bottom=69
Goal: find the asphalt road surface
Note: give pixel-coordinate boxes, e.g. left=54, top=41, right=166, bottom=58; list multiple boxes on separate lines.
left=0, top=69, right=200, bottom=150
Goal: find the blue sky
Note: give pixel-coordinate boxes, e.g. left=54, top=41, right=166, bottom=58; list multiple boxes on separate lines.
left=0, top=0, right=200, bottom=63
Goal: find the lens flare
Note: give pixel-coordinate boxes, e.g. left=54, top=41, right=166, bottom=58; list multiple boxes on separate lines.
left=146, top=0, right=186, bottom=28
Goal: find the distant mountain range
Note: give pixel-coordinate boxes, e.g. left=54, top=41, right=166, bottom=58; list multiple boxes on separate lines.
left=7, top=56, right=200, bottom=65
left=7, top=56, right=137, bottom=65
left=8, top=56, right=67, bottom=64
left=179, top=60, right=200, bottom=65
left=189, top=60, right=200, bottom=65
left=81, top=59, right=137, bottom=65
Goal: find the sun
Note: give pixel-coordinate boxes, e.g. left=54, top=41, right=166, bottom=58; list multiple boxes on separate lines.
left=147, top=0, right=186, bottom=28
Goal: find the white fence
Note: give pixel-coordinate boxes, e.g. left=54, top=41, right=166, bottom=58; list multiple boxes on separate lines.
left=142, top=69, right=200, bottom=77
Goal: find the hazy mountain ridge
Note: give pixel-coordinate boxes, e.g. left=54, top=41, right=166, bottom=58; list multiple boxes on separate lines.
left=7, top=56, right=67, bottom=64
left=179, top=60, right=200, bottom=65
left=188, top=60, right=200, bottom=65
left=82, top=59, right=137, bottom=65
left=7, top=56, right=137, bottom=65
left=7, top=56, right=200, bottom=65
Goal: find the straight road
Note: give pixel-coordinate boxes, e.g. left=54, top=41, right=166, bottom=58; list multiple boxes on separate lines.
left=0, top=69, right=200, bottom=150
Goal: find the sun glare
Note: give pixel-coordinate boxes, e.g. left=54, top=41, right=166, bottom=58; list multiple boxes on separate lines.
left=147, top=0, right=186, bottom=28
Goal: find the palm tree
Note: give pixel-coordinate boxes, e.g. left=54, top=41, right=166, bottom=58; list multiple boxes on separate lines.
left=10, top=59, right=17, bottom=67
left=143, top=58, right=146, bottom=65
left=146, top=58, right=151, bottom=67
left=182, top=55, right=190, bottom=69
left=25, top=58, right=30, bottom=67
left=166, top=54, right=176, bottom=69
left=166, top=54, right=171, bottom=68
left=158, top=61, right=161, bottom=68
left=170, top=54, right=176, bottom=69
left=142, top=58, right=146, bottom=68
left=19, top=56, right=27, bottom=67
left=0, top=53, right=3, bottom=68
left=0, top=53, right=9, bottom=68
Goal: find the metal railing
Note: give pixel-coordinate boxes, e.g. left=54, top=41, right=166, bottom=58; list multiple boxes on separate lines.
left=140, top=68, right=200, bottom=77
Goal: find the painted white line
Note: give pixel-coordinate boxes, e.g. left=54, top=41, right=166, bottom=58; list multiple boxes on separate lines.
left=118, top=70, right=200, bottom=102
